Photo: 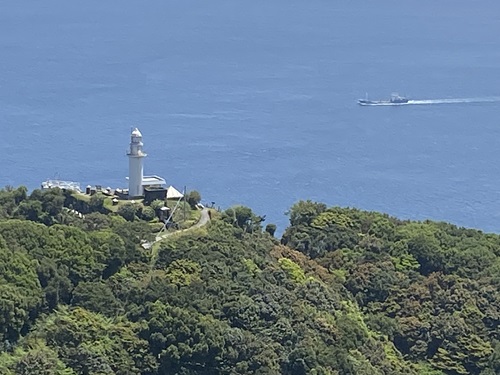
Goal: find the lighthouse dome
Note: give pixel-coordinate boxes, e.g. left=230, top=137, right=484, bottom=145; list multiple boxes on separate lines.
left=131, top=128, right=142, bottom=138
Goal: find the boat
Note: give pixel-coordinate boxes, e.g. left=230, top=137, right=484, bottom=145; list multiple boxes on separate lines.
left=358, top=93, right=409, bottom=106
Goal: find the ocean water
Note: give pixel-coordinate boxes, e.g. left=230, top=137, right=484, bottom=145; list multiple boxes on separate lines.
left=2, top=0, right=500, bottom=234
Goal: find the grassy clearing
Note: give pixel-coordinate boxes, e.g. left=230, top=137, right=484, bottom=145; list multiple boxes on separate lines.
left=71, top=192, right=201, bottom=230
left=71, top=192, right=90, bottom=202
left=103, top=197, right=144, bottom=213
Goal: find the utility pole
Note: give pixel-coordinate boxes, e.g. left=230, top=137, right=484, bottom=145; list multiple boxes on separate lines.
left=183, top=186, right=187, bottom=222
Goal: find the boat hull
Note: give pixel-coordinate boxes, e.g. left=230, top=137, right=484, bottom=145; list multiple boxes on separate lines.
left=358, top=99, right=409, bottom=106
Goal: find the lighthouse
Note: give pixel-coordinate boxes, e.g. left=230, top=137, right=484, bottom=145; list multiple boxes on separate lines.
left=127, top=127, right=146, bottom=198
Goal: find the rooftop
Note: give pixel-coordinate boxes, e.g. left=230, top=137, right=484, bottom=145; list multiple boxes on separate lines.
left=141, top=175, right=166, bottom=186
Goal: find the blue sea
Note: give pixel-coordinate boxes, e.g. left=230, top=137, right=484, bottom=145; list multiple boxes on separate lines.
left=2, top=0, right=500, bottom=234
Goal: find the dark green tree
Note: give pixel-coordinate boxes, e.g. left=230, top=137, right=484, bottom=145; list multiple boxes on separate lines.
left=140, top=206, right=156, bottom=221
left=265, top=223, right=277, bottom=237
left=71, top=281, right=121, bottom=316
left=222, top=206, right=264, bottom=233
left=286, top=200, right=327, bottom=226
left=88, top=193, right=105, bottom=212
left=117, top=203, right=138, bottom=222
left=186, top=190, right=201, bottom=208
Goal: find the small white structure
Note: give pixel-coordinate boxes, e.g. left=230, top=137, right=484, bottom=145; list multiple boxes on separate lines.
left=127, top=128, right=147, bottom=198
left=41, top=179, right=82, bottom=193
left=167, top=185, right=184, bottom=199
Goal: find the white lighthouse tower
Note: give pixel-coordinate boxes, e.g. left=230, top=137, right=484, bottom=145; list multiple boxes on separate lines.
left=127, top=128, right=147, bottom=198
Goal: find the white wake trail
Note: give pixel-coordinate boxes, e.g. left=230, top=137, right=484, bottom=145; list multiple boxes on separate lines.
left=407, top=97, right=500, bottom=105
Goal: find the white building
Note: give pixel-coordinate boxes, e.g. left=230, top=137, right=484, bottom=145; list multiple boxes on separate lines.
left=127, top=128, right=166, bottom=198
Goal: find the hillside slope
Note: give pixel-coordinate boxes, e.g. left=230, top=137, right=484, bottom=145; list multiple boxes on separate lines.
left=0, top=188, right=498, bottom=374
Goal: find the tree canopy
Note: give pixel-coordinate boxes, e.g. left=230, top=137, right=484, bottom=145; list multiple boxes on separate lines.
left=0, top=187, right=498, bottom=375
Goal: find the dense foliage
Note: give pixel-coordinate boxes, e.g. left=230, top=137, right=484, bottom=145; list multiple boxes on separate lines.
left=0, top=187, right=498, bottom=374
left=282, top=201, right=500, bottom=375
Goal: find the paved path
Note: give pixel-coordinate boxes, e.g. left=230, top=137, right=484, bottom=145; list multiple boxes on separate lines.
left=192, top=207, right=211, bottom=228
left=144, top=207, right=211, bottom=269
left=142, top=208, right=211, bottom=250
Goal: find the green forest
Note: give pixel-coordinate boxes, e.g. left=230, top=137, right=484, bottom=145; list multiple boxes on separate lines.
left=0, top=186, right=498, bottom=374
